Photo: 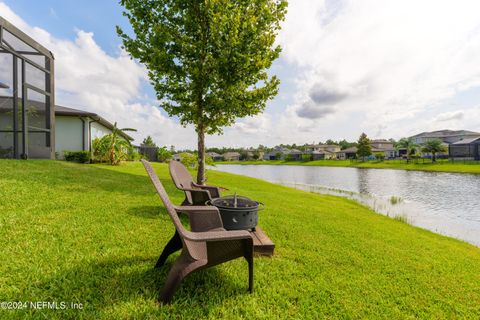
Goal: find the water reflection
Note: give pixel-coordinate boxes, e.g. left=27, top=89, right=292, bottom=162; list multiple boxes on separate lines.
left=214, top=164, right=480, bottom=246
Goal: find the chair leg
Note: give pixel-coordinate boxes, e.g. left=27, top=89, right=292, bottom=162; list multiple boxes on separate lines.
left=155, top=230, right=182, bottom=268
left=247, top=255, right=254, bottom=293
left=158, top=253, right=202, bottom=304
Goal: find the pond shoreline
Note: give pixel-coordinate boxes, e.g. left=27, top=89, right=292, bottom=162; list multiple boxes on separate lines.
left=214, top=164, right=480, bottom=247
left=215, top=159, right=480, bottom=175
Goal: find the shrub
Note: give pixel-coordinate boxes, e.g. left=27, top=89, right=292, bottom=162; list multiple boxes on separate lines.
left=64, top=151, right=90, bottom=163
left=157, top=146, right=172, bottom=163
left=301, top=154, right=312, bottom=161
left=91, top=137, right=109, bottom=163
left=180, top=153, right=214, bottom=169
left=374, top=152, right=385, bottom=161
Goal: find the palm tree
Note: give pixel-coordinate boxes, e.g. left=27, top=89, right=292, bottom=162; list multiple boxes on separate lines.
left=421, top=139, right=447, bottom=162
left=107, top=122, right=137, bottom=165
left=396, top=137, right=417, bottom=163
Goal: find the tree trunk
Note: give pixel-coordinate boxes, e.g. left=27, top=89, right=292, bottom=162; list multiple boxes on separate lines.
left=432, top=152, right=436, bottom=163
left=196, top=126, right=206, bottom=185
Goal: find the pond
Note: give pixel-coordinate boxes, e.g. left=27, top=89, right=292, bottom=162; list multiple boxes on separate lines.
left=214, top=164, right=480, bottom=246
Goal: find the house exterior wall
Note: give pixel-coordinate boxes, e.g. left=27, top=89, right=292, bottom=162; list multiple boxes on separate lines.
left=90, top=121, right=112, bottom=140
left=54, top=116, right=84, bottom=157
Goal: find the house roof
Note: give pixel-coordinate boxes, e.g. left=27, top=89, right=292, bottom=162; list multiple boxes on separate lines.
left=410, top=129, right=480, bottom=139
left=207, top=152, right=222, bottom=157
left=451, top=136, right=480, bottom=145
left=223, top=152, right=240, bottom=157
left=305, top=144, right=339, bottom=148
left=287, top=149, right=302, bottom=154
left=370, top=139, right=393, bottom=144
left=0, top=96, right=134, bottom=141
left=337, top=147, right=357, bottom=153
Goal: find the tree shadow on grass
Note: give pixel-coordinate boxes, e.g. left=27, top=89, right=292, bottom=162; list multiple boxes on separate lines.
left=36, top=255, right=248, bottom=318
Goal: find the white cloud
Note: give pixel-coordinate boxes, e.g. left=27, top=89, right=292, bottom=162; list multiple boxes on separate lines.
left=276, top=0, right=480, bottom=140
left=434, top=111, right=465, bottom=122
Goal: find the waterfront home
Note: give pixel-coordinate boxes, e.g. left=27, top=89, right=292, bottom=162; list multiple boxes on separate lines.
left=207, top=152, right=223, bottom=161
left=245, top=150, right=264, bottom=160
left=336, top=147, right=358, bottom=160
left=286, top=149, right=303, bottom=161
left=263, top=146, right=291, bottom=160
left=304, top=144, right=341, bottom=153
left=410, top=129, right=480, bottom=145
left=449, top=137, right=480, bottom=160
left=370, top=139, right=396, bottom=159
left=306, top=150, right=336, bottom=160
left=223, top=151, right=241, bottom=161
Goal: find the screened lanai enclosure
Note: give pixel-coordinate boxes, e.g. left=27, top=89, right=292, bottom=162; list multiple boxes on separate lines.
left=0, top=17, right=55, bottom=159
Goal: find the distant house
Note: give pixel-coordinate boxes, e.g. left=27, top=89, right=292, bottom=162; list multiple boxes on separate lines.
left=449, top=137, right=480, bottom=160
left=410, top=130, right=480, bottom=145
left=370, top=139, right=396, bottom=159
left=223, top=152, right=241, bottom=161
left=305, top=144, right=341, bottom=153
left=308, top=150, right=335, bottom=160
left=336, top=147, right=358, bottom=160
left=263, top=147, right=291, bottom=160
left=285, top=149, right=303, bottom=161
left=244, top=150, right=264, bottom=160
left=207, top=152, right=223, bottom=161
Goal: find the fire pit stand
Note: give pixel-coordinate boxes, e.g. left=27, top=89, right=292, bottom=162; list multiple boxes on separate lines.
left=208, top=194, right=274, bottom=256
left=208, top=194, right=263, bottom=231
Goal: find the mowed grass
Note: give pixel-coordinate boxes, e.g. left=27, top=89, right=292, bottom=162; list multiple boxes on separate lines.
left=0, top=160, right=480, bottom=319
left=217, top=159, right=480, bottom=174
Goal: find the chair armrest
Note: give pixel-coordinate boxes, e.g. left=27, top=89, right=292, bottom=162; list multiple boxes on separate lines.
left=181, top=188, right=213, bottom=204
left=175, top=206, right=223, bottom=232
left=183, top=229, right=252, bottom=242
left=193, top=184, right=221, bottom=198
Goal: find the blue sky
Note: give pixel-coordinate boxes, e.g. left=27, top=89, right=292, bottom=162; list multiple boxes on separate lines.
left=1, top=0, right=479, bottom=148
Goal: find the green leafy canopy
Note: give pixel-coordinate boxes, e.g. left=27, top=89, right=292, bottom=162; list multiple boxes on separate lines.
left=117, top=0, right=288, bottom=135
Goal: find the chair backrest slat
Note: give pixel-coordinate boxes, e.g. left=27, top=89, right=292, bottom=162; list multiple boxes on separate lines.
left=141, top=160, right=185, bottom=236
left=169, top=161, right=195, bottom=203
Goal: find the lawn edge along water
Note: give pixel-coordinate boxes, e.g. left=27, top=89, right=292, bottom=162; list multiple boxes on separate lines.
left=215, top=159, right=480, bottom=174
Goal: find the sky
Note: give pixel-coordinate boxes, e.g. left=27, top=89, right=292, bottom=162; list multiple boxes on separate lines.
left=1, top=0, right=480, bottom=148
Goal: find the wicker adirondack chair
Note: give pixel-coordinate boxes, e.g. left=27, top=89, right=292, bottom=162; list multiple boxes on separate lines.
left=169, top=160, right=222, bottom=205
left=141, top=160, right=254, bottom=303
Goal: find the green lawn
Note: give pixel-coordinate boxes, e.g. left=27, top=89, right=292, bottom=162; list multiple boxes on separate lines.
left=1, top=160, right=480, bottom=319
left=216, top=159, right=480, bottom=174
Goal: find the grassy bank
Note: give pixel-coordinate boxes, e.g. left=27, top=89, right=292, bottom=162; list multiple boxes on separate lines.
left=216, top=159, right=480, bottom=174
left=1, top=160, right=479, bottom=319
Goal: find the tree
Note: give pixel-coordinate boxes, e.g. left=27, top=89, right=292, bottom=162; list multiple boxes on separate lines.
left=106, top=122, right=137, bottom=165
left=92, top=123, right=137, bottom=165
left=421, top=139, right=446, bottom=162
left=157, top=146, right=173, bottom=162
left=339, top=139, right=356, bottom=150
left=356, top=133, right=371, bottom=161
left=396, top=137, right=417, bottom=163
left=118, top=0, right=287, bottom=184
left=142, top=135, right=156, bottom=147
left=325, top=139, right=337, bottom=145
